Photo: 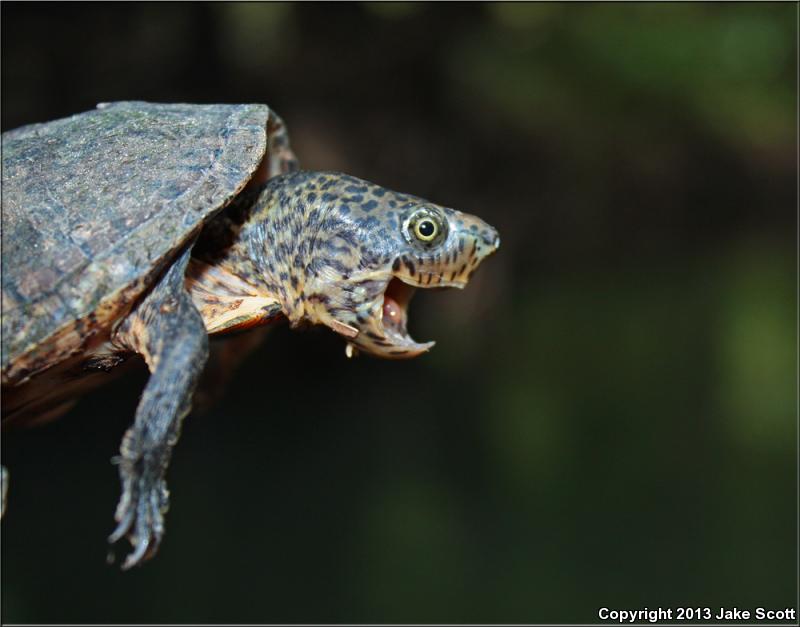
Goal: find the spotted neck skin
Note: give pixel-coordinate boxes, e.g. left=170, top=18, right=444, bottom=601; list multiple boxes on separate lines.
left=211, top=170, right=499, bottom=358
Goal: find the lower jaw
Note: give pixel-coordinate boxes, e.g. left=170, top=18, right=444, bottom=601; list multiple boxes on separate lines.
left=346, top=276, right=441, bottom=358
left=358, top=317, right=435, bottom=358
left=354, top=338, right=434, bottom=359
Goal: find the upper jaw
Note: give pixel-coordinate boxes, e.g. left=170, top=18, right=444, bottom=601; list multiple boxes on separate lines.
left=401, top=274, right=468, bottom=290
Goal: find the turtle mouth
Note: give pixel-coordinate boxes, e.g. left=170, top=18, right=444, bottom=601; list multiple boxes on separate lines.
left=382, top=277, right=415, bottom=339
left=345, top=272, right=471, bottom=358
left=379, top=277, right=435, bottom=356
left=350, top=276, right=434, bottom=358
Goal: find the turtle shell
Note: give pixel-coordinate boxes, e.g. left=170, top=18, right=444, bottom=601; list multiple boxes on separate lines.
left=1, top=102, right=277, bottom=383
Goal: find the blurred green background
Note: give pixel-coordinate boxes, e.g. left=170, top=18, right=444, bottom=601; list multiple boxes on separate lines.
left=1, top=2, right=796, bottom=623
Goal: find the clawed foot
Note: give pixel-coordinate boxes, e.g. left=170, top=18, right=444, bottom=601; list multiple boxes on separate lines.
left=108, top=456, right=170, bottom=570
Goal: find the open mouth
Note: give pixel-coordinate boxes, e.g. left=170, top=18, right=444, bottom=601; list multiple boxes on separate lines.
left=345, top=271, right=473, bottom=359
left=382, top=277, right=414, bottom=338
left=362, top=276, right=435, bottom=357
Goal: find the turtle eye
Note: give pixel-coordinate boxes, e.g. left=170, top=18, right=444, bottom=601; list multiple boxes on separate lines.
left=407, top=209, right=445, bottom=245
left=414, top=218, right=438, bottom=242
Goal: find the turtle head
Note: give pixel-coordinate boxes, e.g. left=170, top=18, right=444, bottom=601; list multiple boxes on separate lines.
left=291, top=172, right=499, bottom=359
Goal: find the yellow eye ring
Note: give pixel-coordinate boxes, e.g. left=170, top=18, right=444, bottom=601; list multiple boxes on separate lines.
left=414, top=218, right=439, bottom=242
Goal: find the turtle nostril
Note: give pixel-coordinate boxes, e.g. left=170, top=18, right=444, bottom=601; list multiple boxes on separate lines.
left=493, top=235, right=500, bottom=249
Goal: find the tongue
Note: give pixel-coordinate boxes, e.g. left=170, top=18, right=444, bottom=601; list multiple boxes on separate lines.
left=383, top=295, right=406, bottom=333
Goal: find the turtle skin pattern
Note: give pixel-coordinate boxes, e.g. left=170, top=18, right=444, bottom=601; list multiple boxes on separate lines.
left=197, top=170, right=500, bottom=358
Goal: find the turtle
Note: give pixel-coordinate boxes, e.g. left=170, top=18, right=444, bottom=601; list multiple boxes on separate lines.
left=0, top=101, right=499, bottom=569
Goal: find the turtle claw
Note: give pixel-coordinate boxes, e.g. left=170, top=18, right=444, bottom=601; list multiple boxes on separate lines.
left=108, top=466, right=169, bottom=570
left=108, top=507, right=134, bottom=544
left=120, top=532, right=154, bottom=571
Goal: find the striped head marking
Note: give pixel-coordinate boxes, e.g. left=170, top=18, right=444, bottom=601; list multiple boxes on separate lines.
left=278, top=171, right=499, bottom=359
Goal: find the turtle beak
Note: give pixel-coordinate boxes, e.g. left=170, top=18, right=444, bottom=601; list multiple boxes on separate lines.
left=345, top=217, right=499, bottom=359
left=317, top=209, right=499, bottom=359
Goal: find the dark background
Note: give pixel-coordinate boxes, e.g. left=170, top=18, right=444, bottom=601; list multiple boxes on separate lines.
left=1, top=2, right=797, bottom=623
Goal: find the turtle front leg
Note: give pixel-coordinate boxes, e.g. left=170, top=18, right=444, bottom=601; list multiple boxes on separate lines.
left=109, top=247, right=208, bottom=569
